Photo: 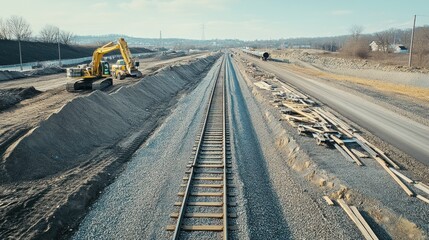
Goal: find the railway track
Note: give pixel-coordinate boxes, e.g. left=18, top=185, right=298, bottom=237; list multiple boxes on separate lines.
left=167, top=56, right=236, bottom=239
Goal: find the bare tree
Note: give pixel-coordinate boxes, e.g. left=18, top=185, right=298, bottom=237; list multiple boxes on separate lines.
left=59, top=30, right=74, bottom=45
left=39, top=24, right=59, bottom=43
left=342, top=25, right=369, bottom=59
left=413, top=26, right=429, bottom=67
left=0, top=18, right=11, bottom=40
left=7, top=15, right=32, bottom=40
left=6, top=16, right=32, bottom=70
left=375, top=30, right=395, bottom=52
left=349, top=25, right=364, bottom=40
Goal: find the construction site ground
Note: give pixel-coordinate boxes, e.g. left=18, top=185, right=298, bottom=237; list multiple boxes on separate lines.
left=0, top=50, right=428, bottom=239
left=0, top=51, right=213, bottom=239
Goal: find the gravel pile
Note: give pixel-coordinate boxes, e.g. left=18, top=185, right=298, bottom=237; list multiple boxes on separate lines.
left=0, top=70, right=26, bottom=81
left=0, top=67, right=65, bottom=81
left=0, top=87, right=41, bottom=111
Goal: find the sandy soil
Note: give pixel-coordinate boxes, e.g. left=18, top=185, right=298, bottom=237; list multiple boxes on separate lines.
left=0, top=53, right=219, bottom=239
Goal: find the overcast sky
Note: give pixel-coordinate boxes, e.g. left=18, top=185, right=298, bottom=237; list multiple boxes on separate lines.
left=1, top=0, right=428, bottom=40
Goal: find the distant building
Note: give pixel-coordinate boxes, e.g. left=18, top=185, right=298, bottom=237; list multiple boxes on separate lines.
left=391, top=44, right=408, bottom=54
left=369, top=41, right=408, bottom=53
left=290, top=44, right=311, bottom=49
left=369, top=41, right=385, bottom=52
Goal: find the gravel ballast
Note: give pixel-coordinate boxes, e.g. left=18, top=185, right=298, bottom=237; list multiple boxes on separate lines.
left=73, top=57, right=224, bottom=239
left=226, top=55, right=363, bottom=239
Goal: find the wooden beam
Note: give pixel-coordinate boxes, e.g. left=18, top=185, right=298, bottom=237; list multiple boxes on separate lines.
left=389, top=168, right=414, bottom=184
left=416, top=195, right=429, bottom=204
left=170, top=212, right=223, bottom=218
left=351, top=149, right=369, bottom=158
left=183, top=176, right=223, bottom=181
left=283, top=102, right=318, bottom=122
left=414, top=183, right=429, bottom=195
left=354, top=133, right=400, bottom=169
left=374, top=157, right=414, bottom=197
left=331, top=135, right=344, bottom=145
left=177, top=192, right=223, bottom=197
left=340, top=144, right=364, bottom=166
left=337, top=199, right=374, bottom=240
left=166, top=225, right=223, bottom=231
left=170, top=212, right=238, bottom=218
left=350, top=206, right=379, bottom=240
left=174, top=201, right=223, bottom=207
left=323, top=196, right=334, bottom=206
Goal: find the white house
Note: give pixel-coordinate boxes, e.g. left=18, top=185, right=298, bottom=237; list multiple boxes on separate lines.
left=369, top=41, right=408, bottom=53
left=391, top=44, right=408, bottom=54
left=370, top=41, right=378, bottom=51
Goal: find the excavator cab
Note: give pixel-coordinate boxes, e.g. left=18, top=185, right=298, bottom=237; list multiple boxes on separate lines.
left=101, top=61, right=111, bottom=76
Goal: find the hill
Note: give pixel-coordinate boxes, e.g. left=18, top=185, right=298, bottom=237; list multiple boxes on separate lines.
left=0, top=40, right=153, bottom=66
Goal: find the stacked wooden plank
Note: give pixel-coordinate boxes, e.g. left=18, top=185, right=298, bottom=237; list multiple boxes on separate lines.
left=256, top=74, right=429, bottom=204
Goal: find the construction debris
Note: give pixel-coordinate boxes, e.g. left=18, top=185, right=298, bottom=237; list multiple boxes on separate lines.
left=247, top=61, right=429, bottom=203
left=322, top=196, right=335, bottom=206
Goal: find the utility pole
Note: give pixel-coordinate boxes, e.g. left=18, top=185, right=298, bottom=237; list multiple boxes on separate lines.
left=160, top=30, right=163, bottom=49
left=408, top=14, right=416, bottom=67
left=18, top=39, right=23, bottom=71
left=57, top=28, right=62, bottom=67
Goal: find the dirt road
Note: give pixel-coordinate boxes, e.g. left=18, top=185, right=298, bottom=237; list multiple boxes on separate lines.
left=240, top=54, right=429, bottom=166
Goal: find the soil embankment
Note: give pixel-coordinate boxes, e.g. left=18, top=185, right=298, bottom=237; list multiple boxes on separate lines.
left=0, top=53, right=220, bottom=239
left=0, top=39, right=152, bottom=65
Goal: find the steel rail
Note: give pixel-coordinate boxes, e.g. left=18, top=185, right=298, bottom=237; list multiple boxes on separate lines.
left=172, top=56, right=226, bottom=240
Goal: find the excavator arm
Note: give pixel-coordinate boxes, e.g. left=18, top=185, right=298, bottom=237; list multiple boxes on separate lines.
left=89, top=42, right=120, bottom=77
left=117, top=38, right=135, bottom=74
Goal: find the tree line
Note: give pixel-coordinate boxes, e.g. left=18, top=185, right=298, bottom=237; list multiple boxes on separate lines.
left=0, top=15, right=74, bottom=45
left=341, top=25, right=429, bottom=67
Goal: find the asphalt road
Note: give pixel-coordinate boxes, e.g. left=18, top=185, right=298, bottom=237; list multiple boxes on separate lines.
left=243, top=55, right=429, bottom=166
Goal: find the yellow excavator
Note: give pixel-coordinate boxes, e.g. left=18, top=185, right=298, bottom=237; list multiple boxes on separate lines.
left=66, top=38, right=142, bottom=92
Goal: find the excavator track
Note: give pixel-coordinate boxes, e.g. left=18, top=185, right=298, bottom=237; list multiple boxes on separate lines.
left=66, top=78, right=113, bottom=92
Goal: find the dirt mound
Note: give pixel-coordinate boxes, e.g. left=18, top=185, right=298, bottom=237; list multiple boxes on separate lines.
left=154, top=51, right=187, bottom=60
left=0, top=87, right=41, bottom=111
left=26, top=66, right=65, bottom=76
left=0, top=67, right=65, bottom=82
left=0, top=70, right=26, bottom=81
left=1, top=54, right=219, bottom=182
